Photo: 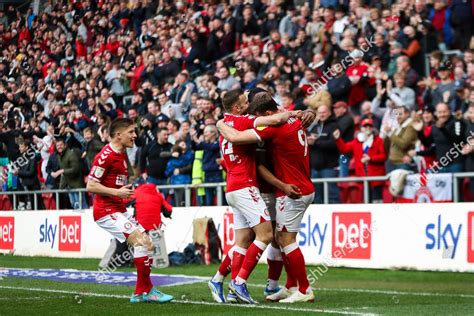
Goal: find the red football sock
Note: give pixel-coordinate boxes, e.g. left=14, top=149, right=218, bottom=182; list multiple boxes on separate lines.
left=281, top=252, right=298, bottom=289
left=231, top=247, right=247, bottom=280
left=218, top=251, right=232, bottom=277
left=284, top=244, right=310, bottom=294
left=134, top=256, right=153, bottom=294
left=237, top=240, right=268, bottom=282
left=267, top=244, right=283, bottom=282
left=144, top=256, right=154, bottom=291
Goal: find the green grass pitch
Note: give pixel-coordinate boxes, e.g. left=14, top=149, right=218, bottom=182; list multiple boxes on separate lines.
left=1, top=256, right=474, bottom=315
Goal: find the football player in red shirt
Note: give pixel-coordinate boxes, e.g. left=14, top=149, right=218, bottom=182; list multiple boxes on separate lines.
left=208, top=89, right=300, bottom=304
left=87, top=118, right=173, bottom=304
left=217, top=92, right=316, bottom=303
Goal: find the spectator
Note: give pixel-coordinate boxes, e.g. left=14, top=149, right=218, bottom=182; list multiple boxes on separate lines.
left=385, top=106, right=418, bottom=172
left=192, top=124, right=222, bottom=206
left=461, top=104, right=474, bottom=198
left=333, top=101, right=354, bottom=177
left=386, top=72, right=416, bottom=111
left=82, top=127, right=105, bottom=169
left=360, top=101, right=382, bottom=131
left=140, top=128, right=172, bottom=187
left=334, top=118, right=387, bottom=202
left=165, top=141, right=193, bottom=207
left=423, top=60, right=456, bottom=108
left=55, top=138, right=87, bottom=209
left=408, top=106, right=437, bottom=171
left=415, top=103, right=466, bottom=173
left=307, top=104, right=340, bottom=204
left=14, top=139, right=45, bottom=210
left=217, top=67, right=240, bottom=91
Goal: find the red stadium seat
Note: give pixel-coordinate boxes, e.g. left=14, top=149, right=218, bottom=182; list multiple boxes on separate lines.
left=42, top=193, right=56, bottom=210
left=0, top=195, right=12, bottom=211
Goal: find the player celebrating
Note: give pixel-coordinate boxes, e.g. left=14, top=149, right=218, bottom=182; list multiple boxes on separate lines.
left=87, top=118, right=173, bottom=304
left=208, top=89, right=299, bottom=304
left=217, top=92, right=315, bottom=303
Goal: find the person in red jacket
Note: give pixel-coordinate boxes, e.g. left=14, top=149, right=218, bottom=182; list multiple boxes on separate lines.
left=333, top=118, right=387, bottom=202
left=132, top=182, right=172, bottom=231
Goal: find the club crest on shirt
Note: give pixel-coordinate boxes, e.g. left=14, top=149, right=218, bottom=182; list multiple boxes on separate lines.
left=116, top=175, right=126, bottom=186
left=94, top=166, right=105, bottom=178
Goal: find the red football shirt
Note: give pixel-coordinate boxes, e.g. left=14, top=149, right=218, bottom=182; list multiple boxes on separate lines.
left=88, top=144, right=129, bottom=221
left=256, top=143, right=276, bottom=194
left=253, top=118, right=314, bottom=197
left=220, top=113, right=258, bottom=192
left=134, top=183, right=172, bottom=231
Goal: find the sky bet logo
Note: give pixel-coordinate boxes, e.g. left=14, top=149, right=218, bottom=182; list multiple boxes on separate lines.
left=425, top=215, right=461, bottom=259
left=298, top=215, right=327, bottom=255
left=332, top=212, right=372, bottom=259
left=39, top=216, right=81, bottom=251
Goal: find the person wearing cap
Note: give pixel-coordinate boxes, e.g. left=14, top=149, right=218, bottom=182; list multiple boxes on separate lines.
left=346, top=49, right=369, bottom=113
left=449, top=80, right=469, bottom=114
left=423, top=59, right=456, bottom=107
left=333, top=101, right=354, bottom=177
left=333, top=118, right=387, bottom=202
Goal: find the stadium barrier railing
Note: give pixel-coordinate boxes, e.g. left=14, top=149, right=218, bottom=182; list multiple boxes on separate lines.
left=0, top=172, right=473, bottom=211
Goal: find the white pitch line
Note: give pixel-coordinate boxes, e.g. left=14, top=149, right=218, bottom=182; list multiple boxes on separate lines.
left=0, top=285, right=378, bottom=316
left=245, top=283, right=474, bottom=299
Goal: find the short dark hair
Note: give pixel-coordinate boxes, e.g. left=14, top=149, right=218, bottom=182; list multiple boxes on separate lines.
left=250, top=92, right=278, bottom=115
left=222, top=89, right=243, bottom=113
left=157, top=127, right=168, bottom=135
left=109, top=118, right=134, bottom=138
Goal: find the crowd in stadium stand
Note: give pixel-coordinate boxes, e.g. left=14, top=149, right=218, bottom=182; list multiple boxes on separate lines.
left=0, top=0, right=473, bottom=210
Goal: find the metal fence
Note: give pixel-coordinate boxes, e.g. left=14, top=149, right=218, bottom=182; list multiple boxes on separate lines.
left=1, top=172, right=473, bottom=211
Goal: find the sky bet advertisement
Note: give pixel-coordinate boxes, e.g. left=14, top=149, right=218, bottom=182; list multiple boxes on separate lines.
left=1, top=204, right=474, bottom=271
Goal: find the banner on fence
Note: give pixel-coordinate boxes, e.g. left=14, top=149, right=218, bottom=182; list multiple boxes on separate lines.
left=1, top=203, right=473, bottom=272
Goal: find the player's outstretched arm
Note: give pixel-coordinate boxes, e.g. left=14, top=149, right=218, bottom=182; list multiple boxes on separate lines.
left=257, top=164, right=302, bottom=199
left=87, top=180, right=133, bottom=199
left=216, top=120, right=259, bottom=144
left=254, top=110, right=300, bottom=127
